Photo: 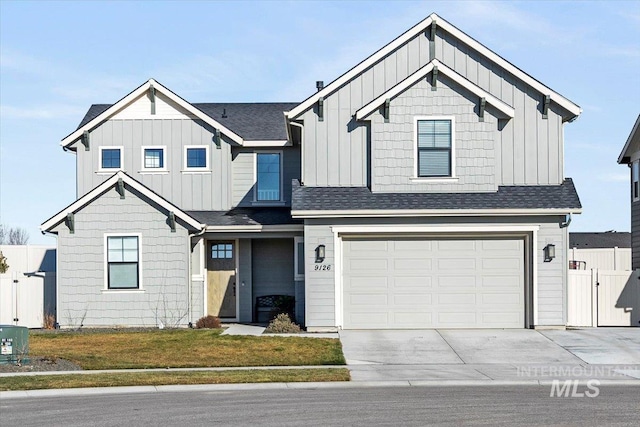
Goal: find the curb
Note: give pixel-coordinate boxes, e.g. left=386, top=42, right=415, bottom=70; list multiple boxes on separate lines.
left=2, top=379, right=640, bottom=400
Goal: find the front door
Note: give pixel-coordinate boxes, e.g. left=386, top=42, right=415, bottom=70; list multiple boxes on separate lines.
left=207, top=241, right=236, bottom=319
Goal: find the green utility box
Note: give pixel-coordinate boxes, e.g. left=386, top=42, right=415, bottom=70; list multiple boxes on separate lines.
left=0, top=325, right=29, bottom=365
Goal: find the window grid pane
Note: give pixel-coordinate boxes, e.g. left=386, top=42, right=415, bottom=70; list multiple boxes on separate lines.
left=211, top=243, right=233, bottom=259
left=107, top=236, right=139, bottom=289
left=187, top=148, right=207, bottom=168
left=256, top=153, right=281, bottom=201
left=417, top=119, right=452, bottom=177
left=144, top=149, right=164, bottom=168
left=101, top=149, right=121, bottom=169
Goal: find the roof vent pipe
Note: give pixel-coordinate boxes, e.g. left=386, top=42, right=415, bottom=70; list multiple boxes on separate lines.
left=222, top=108, right=227, bottom=118
left=316, top=81, right=324, bottom=92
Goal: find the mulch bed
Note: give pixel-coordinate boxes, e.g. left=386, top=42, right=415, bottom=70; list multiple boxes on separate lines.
left=0, top=357, right=82, bottom=373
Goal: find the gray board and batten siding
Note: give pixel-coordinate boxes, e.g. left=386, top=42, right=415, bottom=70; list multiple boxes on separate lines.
left=52, top=185, right=196, bottom=328
left=298, top=26, right=565, bottom=189
left=76, top=118, right=233, bottom=211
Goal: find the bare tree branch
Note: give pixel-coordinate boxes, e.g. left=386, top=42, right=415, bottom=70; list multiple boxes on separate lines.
left=7, top=227, right=29, bottom=245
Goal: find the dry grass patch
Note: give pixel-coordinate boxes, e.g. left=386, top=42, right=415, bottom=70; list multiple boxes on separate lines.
left=29, top=329, right=345, bottom=370
left=0, top=368, right=351, bottom=391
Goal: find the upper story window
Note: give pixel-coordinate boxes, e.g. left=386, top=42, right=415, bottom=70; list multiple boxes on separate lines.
left=633, top=161, right=639, bottom=201
left=142, top=146, right=166, bottom=171
left=99, top=147, right=123, bottom=171
left=184, top=146, right=209, bottom=171
left=416, top=118, right=454, bottom=178
left=256, top=152, right=281, bottom=201
left=106, top=235, right=140, bottom=289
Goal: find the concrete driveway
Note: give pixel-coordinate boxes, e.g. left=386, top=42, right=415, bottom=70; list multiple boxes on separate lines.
left=339, top=328, right=640, bottom=382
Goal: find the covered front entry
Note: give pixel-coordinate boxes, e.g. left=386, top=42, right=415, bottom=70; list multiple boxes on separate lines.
left=342, top=236, right=526, bottom=329
left=207, top=241, right=237, bottom=319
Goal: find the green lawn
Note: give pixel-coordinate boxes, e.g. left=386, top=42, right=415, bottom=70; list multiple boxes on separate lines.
left=0, top=368, right=351, bottom=391
left=29, top=329, right=345, bottom=370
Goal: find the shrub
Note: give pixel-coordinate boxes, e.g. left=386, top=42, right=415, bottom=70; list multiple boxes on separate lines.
left=265, top=313, right=301, bottom=334
left=195, top=315, right=221, bottom=329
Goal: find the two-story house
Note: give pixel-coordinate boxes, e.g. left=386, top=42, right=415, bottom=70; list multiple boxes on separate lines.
left=42, top=13, right=582, bottom=330
left=618, top=114, right=640, bottom=269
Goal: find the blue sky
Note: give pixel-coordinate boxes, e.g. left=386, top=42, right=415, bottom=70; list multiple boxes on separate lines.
left=1, top=0, right=638, bottom=245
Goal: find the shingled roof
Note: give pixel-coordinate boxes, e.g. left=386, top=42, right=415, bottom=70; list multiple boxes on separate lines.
left=77, top=102, right=298, bottom=141
left=292, top=179, right=582, bottom=213
left=569, top=232, right=631, bottom=249
left=186, top=207, right=301, bottom=227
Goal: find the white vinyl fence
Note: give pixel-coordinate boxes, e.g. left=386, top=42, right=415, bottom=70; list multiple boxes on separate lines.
left=568, top=269, right=640, bottom=327
left=0, top=245, right=56, bottom=328
left=569, top=247, right=631, bottom=271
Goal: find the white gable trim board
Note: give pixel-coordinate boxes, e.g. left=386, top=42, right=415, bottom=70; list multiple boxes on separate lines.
left=329, top=224, right=539, bottom=329
left=287, top=13, right=580, bottom=121
left=355, top=60, right=515, bottom=120
left=61, top=79, right=244, bottom=148
left=41, top=171, right=204, bottom=232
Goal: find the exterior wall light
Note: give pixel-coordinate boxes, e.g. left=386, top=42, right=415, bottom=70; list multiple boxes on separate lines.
left=544, top=244, right=556, bottom=262
left=315, top=245, right=325, bottom=263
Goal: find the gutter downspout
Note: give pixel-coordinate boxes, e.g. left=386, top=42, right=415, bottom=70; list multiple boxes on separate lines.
left=560, top=213, right=572, bottom=228
left=188, top=226, right=207, bottom=327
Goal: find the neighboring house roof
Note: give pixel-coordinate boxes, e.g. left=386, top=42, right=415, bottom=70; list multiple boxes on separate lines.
left=187, top=208, right=302, bottom=228
left=77, top=102, right=298, bottom=142
left=617, top=114, right=640, bottom=164
left=41, top=171, right=204, bottom=232
left=291, top=179, right=582, bottom=217
left=287, top=13, right=581, bottom=121
left=569, top=232, right=631, bottom=249
left=62, top=79, right=245, bottom=148
left=355, top=59, right=515, bottom=121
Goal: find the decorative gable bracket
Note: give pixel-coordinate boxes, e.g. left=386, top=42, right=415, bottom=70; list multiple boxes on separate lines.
left=429, top=20, right=437, bottom=60
left=383, top=98, right=391, bottom=123
left=65, top=213, right=74, bottom=234
left=149, top=85, right=156, bottom=115
left=116, top=178, right=125, bottom=199
left=317, top=97, right=325, bottom=122
left=431, top=66, right=438, bottom=91
left=81, top=131, right=90, bottom=151
left=214, top=128, right=221, bottom=149
left=169, top=211, right=176, bottom=232
left=479, top=97, right=486, bottom=122
left=542, top=95, right=551, bottom=119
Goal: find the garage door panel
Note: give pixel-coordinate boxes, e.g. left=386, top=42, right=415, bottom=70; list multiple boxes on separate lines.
left=437, top=276, right=477, bottom=287
left=343, top=237, right=525, bottom=329
left=438, top=258, right=476, bottom=270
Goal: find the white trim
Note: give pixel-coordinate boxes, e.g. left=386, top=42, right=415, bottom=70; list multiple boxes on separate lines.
left=291, top=208, right=583, bottom=219
left=287, top=15, right=434, bottom=119
left=633, top=161, right=639, bottom=202
left=289, top=121, right=304, bottom=185
left=204, top=224, right=304, bottom=233
left=413, top=116, right=456, bottom=179
left=254, top=150, right=284, bottom=203
left=330, top=223, right=539, bottom=329
left=287, top=13, right=580, bottom=121
left=355, top=60, right=515, bottom=120
left=294, top=236, right=305, bottom=281
left=61, top=78, right=244, bottom=148
left=618, top=114, right=640, bottom=164
left=242, top=140, right=291, bottom=147
left=140, top=145, right=168, bottom=172
left=532, top=229, right=538, bottom=325
left=103, top=233, right=143, bottom=291
left=98, top=146, right=124, bottom=172
left=183, top=145, right=210, bottom=171
left=41, top=171, right=204, bottom=231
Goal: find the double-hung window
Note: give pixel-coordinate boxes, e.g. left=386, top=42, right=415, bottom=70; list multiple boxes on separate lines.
left=106, top=236, right=139, bottom=289
left=416, top=118, right=453, bottom=177
left=256, top=152, right=281, bottom=201
left=142, top=147, right=166, bottom=171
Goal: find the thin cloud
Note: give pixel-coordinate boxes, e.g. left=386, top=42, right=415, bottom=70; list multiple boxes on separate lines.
left=599, top=172, right=629, bottom=183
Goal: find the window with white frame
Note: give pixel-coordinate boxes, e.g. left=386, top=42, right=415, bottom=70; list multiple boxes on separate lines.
left=106, top=236, right=139, bottom=289
left=633, top=161, right=639, bottom=201
left=211, top=243, right=233, bottom=259
left=141, top=146, right=166, bottom=171
left=184, top=146, right=209, bottom=170
left=416, top=118, right=453, bottom=177
left=294, top=237, right=304, bottom=281
left=256, top=152, right=281, bottom=201
left=100, top=147, right=123, bottom=170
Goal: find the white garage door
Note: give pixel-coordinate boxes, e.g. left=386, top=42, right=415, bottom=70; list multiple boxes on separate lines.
left=342, top=237, right=525, bottom=329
